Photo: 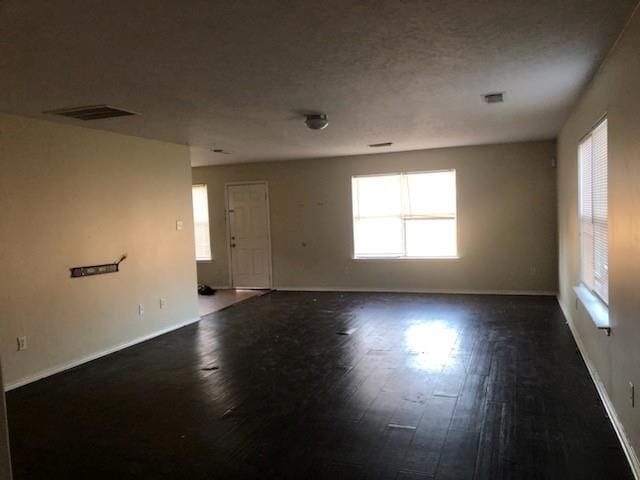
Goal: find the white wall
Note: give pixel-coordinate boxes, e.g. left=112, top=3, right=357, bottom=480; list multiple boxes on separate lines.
left=557, top=7, right=640, bottom=472
left=0, top=113, right=199, bottom=389
left=193, top=140, right=558, bottom=293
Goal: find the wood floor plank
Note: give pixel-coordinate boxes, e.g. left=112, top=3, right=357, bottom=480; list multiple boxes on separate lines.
left=5, top=292, right=634, bottom=480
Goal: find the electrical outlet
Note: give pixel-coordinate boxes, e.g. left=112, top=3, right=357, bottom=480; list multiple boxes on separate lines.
left=630, top=382, right=635, bottom=408
left=159, top=297, right=166, bottom=309
left=17, top=336, right=27, bottom=351
left=138, top=304, right=144, bottom=316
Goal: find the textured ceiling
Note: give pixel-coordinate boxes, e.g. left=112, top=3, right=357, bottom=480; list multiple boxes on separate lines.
left=0, top=0, right=637, bottom=165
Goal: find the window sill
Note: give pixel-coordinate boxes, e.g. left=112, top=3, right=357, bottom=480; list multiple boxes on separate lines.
left=573, top=285, right=610, bottom=335
left=353, top=256, right=460, bottom=261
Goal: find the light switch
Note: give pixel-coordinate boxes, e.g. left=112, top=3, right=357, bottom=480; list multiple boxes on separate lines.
left=176, top=220, right=184, bottom=231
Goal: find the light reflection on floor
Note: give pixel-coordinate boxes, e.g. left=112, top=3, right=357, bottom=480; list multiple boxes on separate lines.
left=404, top=320, right=458, bottom=372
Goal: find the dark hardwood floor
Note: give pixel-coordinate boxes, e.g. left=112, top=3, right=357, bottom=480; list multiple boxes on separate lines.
left=6, top=292, right=633, bottom=479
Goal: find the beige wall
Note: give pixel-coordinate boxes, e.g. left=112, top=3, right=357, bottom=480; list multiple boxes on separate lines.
left=0, top=113, right=199, bottom=388
left=193, top=141, right=558, bottom=293
left=557, top=6, right=640, bottom=466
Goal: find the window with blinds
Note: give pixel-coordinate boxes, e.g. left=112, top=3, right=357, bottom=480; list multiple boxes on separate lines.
left=579, top=118, right=608, bottom=304
left=192, top=184, right=212, bottom=261
left=352, top=170, right=457, bottom=258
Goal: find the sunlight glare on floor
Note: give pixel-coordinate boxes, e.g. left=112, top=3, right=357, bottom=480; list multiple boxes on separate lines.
left=404, top=320, right=458, bottom=372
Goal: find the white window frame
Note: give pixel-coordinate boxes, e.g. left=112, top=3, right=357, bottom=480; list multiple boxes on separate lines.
left=192, top=184, right=213, bottom=262
left=351, top=169, right=458, bottom=260
left=578, top=116, right=608, bottom=308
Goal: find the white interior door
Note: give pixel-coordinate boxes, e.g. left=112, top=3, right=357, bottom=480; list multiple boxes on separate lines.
left=227, top=183, right=272, bottom=289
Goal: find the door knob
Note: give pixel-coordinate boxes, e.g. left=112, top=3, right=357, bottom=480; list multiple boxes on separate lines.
left=231, top=243, right=236, bottom=248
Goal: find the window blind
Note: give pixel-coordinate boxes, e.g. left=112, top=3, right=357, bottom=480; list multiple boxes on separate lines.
left=192, top=184, right=212, bottom=261
left=579, top=118, right=608, bottom=303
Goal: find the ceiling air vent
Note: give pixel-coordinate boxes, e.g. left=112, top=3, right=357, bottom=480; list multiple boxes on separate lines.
left=43, top=105, right=138, bottom=121
left=369, top=142, right=393, bottom=148
left=483, top=92, right=505, bottom=104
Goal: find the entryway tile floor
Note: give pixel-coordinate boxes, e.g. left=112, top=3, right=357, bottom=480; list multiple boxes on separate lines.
left=198, top=289, right=267, bottom=317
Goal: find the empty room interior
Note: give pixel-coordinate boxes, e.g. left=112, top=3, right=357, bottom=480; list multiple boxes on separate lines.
left=2, top=0, right=640, bottom=478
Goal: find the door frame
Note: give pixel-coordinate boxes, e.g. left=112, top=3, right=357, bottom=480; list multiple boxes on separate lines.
left=224, top=181, right=273, bottom=289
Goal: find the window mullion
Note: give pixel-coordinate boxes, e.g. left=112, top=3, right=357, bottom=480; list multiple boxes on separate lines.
left=401, top=173, right=408, bottom=257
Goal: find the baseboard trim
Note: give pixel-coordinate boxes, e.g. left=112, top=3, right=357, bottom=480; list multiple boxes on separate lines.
left=558, top=297, right=640, bottom=479
left=276, top=286, right=557, bottom=296
left=5, top=316, right=202, bottom=392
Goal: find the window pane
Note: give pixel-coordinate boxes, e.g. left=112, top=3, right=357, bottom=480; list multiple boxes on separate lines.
left=405, top=219, right=457, bottom=257
left=579, top=137, right=593, bottom=221
left=352, top=175, right=402, bottom=217
left=593, top=223, right=608, bottom=302
left=406, top=171, right=456, bottom=216
left=192, top=185, right=210, bottom=223
left=192, top=185, right=212, bottom=261
left=592, top=119, right=608, bottom=303
left=354, top=217, right=403, bottom=257
left=581, top=225, right=595, bottom=291
left=194, top=223, right=212, bottom=260
left=578, top=118, right=607, bottom=303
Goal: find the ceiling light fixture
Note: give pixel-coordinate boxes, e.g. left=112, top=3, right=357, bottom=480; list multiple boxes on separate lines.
left=304, top=113, right=329, bottom=130
left=483, top=92, right=505, bottom=104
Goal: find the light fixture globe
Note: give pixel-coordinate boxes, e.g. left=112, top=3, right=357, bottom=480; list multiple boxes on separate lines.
left=304, top=113, right=329, bottom=130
